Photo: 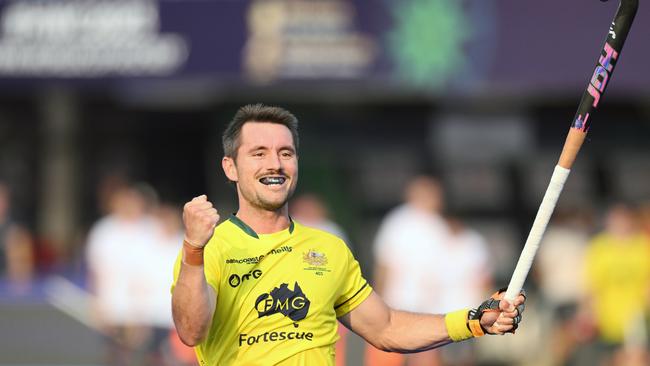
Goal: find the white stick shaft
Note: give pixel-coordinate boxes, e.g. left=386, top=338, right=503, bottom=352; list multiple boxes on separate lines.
left=504, top=165, right=571, bottom=300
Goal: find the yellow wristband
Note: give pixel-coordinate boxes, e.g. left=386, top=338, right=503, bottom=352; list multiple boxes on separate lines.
left=445, top=309, right=473, bottom=342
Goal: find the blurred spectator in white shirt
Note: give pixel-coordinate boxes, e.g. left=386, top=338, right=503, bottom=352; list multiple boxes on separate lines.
left=368, top=176, right=448, bottom=366
left=86, top=182, right=159, bottom=365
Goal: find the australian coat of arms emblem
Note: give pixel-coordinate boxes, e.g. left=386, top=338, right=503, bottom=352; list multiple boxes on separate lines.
left=303, top=249, right=328, bottom=267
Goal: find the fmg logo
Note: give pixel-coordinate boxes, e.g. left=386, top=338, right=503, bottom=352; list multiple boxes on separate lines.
left=255, top=282, right=311, bottom=322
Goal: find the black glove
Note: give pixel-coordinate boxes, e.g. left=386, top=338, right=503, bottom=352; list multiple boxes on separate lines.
left=467, top=288, right=526, bottom=336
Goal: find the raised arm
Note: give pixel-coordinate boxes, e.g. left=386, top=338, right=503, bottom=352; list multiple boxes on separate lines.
left=338, top=289, right=525, bottom=353
left=172, top=195, right=220, bottom=346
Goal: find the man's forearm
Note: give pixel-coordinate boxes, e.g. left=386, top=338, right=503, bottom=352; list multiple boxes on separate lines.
left=373, top=310, right=452, bottom=353
left=172, top=263, right=216, bottom=346
left=340, top=291, right=456, bottom=353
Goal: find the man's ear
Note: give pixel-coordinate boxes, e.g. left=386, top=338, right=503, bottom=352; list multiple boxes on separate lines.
left=222, top=156, right=238, bottom=182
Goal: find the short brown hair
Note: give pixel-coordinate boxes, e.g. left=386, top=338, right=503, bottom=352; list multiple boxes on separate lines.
left=222, top=104, right=299, bottom=158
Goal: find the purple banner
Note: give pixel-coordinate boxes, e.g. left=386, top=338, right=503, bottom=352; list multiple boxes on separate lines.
left=0, top=0, right=647, bottom=95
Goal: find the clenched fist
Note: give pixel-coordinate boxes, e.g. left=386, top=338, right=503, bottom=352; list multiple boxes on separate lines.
left=183, top=195, right=220, bottom=248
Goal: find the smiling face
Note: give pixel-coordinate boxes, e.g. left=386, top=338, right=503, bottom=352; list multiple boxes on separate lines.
left=222, top=122, right=299, bottom=212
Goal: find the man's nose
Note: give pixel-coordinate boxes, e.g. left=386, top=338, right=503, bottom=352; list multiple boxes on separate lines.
left=266, top=152, right=282, bottom=170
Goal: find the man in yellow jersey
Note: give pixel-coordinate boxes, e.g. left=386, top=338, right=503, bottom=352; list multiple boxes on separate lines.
left=171, top=104, right=526, bottom=366
left=584, top=203, right=650, bottom=357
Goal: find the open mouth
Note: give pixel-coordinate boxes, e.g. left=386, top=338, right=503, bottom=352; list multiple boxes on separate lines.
left=259, top=176, right=287, bottom=185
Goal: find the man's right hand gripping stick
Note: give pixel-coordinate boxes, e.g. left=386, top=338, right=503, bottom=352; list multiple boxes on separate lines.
left=445, top=289, right=526, bottom=342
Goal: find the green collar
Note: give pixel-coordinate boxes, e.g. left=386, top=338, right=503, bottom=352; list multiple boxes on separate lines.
left=228, top=214, right=295, bottom=239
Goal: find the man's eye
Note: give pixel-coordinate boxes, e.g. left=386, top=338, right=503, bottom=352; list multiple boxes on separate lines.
left=253, top=152, right=264, bottom=157
left=282, top=152, right=293, bottom=158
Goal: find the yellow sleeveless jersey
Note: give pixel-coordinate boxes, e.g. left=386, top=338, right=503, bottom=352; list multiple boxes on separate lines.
left=172, top=215, right=372, bottom=366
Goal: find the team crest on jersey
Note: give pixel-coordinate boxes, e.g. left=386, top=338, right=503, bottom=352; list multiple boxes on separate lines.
left=303, top=249, right=331, bottom=276
left=303, top=249, right=328, bottom=266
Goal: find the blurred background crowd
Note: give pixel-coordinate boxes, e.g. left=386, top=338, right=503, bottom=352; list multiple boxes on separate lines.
left=0, top=0, right=649, bottom=365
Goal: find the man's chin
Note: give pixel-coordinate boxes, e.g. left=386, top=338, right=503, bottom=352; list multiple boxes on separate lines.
left=243, top=186, right=295, bottom=211
left=255, top=195, right=290, bottom=211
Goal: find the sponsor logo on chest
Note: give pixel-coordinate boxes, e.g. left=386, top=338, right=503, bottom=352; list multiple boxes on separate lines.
left=238, top=282, right=314, bottom=347
left=228, top=269, right=262, bottom=288
left=225, top=245, right=293, bottom=265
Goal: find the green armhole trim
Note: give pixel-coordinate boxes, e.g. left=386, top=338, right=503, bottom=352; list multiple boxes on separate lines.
left=334, top=282, right=369, bottom=310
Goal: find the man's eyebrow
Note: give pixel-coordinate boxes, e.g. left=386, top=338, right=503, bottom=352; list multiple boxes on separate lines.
left=246, top=145, right=295, bottom=153
left=247, top=145, right=268, bottom=152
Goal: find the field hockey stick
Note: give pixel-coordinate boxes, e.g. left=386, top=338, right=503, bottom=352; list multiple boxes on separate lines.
left=504, top=0, right=639, bottom=302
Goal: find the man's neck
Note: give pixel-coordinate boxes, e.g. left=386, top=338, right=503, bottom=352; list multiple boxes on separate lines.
left=235, top=204, right=291, bottom=235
